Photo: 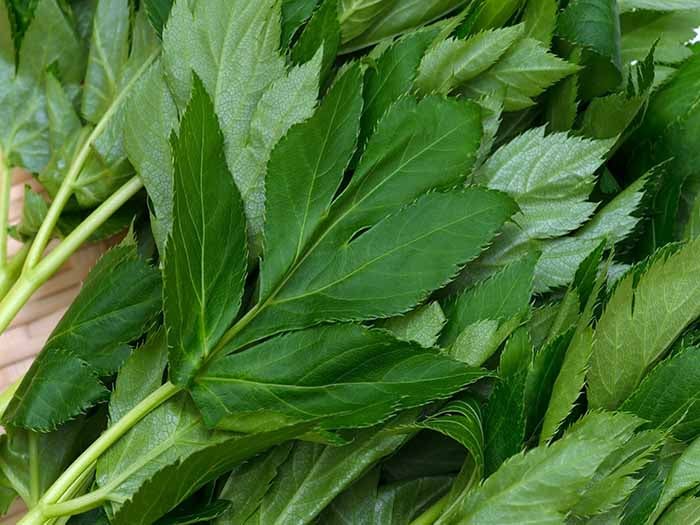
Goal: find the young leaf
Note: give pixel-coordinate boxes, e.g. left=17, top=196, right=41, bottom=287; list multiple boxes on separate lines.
left=4, top=243, right=161, bottom=430
left=460, top=38, right=579, bottom=111
left=415, top=24, right=524, bottom=95
left=164, top=76, right=248, bottom=386
left=588, top=238, right=700, bottom=409
left=445, top=412, right=643, bottom=525
left=162, top=0, right=320, bottom=247
left=192, top=324, right=489, bottom=432
left=523, top=0, right=557, bottom=44
left=0, top=0, right=83, bottom=171
left=259, top=64, right=364, bottom=299
left=377, top=302, right=447, bottom=348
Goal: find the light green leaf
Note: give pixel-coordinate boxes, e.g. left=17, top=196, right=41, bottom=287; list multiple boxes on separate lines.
left=657, top=496, right=700, bottom=525
left=619, top=0, right=700, bottom=11
left=81, top=0, right=130, bottom=122
left=536, top=174, right=648, bottom=291
left=444, top=412, right=643, bottom=525
left=163, top=0, right=320, bottom=248
left=621, top=10, right=700, bottom=65
left=460, top=38, right=579, bottom=111
left=415, top=24, right=524, bottom=95
left=259, top=64, right=363, bottom=299
left=476, top=127, right=610, bottom=240
left=192, top=324, right=489, bottom=432
left=164, top=77, right=248, bottom=386
left=340, top=0, right=468, bottom=52
left=377, top=302, right=447, bottom=348
left=588, top=238, right=700, bottom=409
left=124, top=60, right=178, bottom=254
left=524, top=0, right=557, bottom=44
left=0, top=0, right=83, bottom=171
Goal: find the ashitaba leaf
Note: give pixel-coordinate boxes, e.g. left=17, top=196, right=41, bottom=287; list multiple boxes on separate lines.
left=7, top=2, right=700, bottom=525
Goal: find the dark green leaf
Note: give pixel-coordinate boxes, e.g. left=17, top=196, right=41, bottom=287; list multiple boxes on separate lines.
left=281, top=0, right=319, bottom=46
left=192, top=324, right=489, bottom=431
left=622, top=347, right=700, bottom=442
left=164, top=76, right=248, bottom=385
left=259, top=64, right=363, bottom=299
left=144, top=0, right=174, bottom=36
left=556, top=0, right=623, bottom=99
left=155, top=499, right=231, bottom=525
left=290, top=0, right=339, bottom=83
left=4, top=243, right=161, bottom=430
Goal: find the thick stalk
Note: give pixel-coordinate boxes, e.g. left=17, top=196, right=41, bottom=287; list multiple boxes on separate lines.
left=0, top=176, right=144, bottom=334
left=410, top=494, right=449, bottom=525
left=19, top=382, right=181, bottom=525
left=0, top=243, right=29, bottom=300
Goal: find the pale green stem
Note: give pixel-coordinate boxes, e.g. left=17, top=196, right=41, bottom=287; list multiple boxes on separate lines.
left=19, top=382, right=181, bottom=525
left=410, top=494, right=449, bottom=525
left=0, top=176, right=144, bottom=335
left=0, top=147, right=10, bottom=266
left=24, top=49, right=157, bottom=271
left=0, top=376, right=21, bottom=419
left=0, top=243, right=30, bottom=302
left=28, top=433, right=40, bottom=505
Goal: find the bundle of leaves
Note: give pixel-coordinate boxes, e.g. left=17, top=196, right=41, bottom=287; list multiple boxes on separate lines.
left=1, top=0, right=700, bottom=524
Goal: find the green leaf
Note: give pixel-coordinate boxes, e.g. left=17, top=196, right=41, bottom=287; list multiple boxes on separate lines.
left=619, top=0, right=700, bottom=10
left=339, top=0, right=468, bottom=53
left=162, top=0, right=320, bottom=248
left=323, top=471, right=451, bottom=525
left=377, top=302, right=447, bottom=348
left=0, top=414, right=103, bottom=508
left=192, top=324, right=489, bottom=432
left=214, top=444, right=293, bottom=525
left=472, top=0, right=524, bottom=31
left=441, top=253, right=538, bottom=348
left=10, top=185, right=48, bottom=240
left=124, top=60, right=178, bottom=254
left=415, top=24, right=524, bottom=95
left=588, top=238, right=700, bottom=409
left=536, top=174, right=648, bottom=291
left=291, top=0, right=339, bottom=83
left=523, top=329, right=574, bottom=440
left=358, top=27, right=437, bottom=157
left=621, top=10, right=700, bottom=66
left=281, top=0, right=319, bottom=46
left=647, top=436, right=700, bottom=523
left=0, top=0, right=83, bottom=171
left=460, top=38, right=579, bottom=111
left=164, top=76, right=248, bottom=386
left=237, top=419, right=413, bottom=525
left=622, top=347, right=700, bottom=441
left=410, top=396, right=485, bottom=470
left=240, top=188, right=515, bottom=346
left=523, top=0, right=557, bottom=44
left=143, top=0, right=174, bottom=36
left=4, top=243, right=161, bottom=430
left=540, top=244, right=607, bottom=444
left=155, top=500, right=230, bottom=525
left=445, top=412, right=644, bottom=525
left=556, top=0, right=622, bottom=99
left=81, top=0, right=130, bottom=122
left=483, top=329, right=532, bottom=475
left=476, top=127, right=610, bottom=240
left=259, top=64, right=364, bottom=300
left=657, top=496, right=700, bottom=525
